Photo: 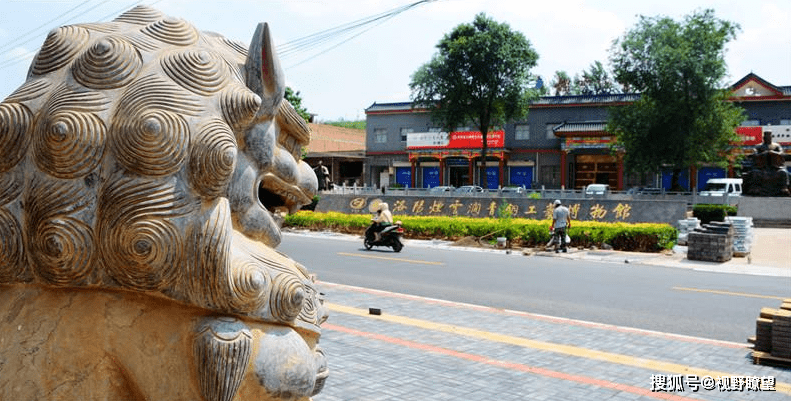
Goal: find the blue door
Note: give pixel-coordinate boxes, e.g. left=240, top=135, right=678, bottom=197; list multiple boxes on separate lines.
left=509, top=166, right=533, bottom=189
left=395, top=167, right=411, bottom=187
left=422, top=167, right=439, bottom=188
left=661, top=169, right=690, bottom=191
left=486, top=166, right=499, bottom=190
left=696, top=167, right=725, bottom=191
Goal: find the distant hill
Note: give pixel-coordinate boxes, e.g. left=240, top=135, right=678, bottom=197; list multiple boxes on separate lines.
left=324, top=120, right=365, bottom=130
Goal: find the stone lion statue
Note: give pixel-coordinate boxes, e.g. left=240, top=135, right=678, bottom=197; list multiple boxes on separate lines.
left=0, top=6, right=327, bottom=400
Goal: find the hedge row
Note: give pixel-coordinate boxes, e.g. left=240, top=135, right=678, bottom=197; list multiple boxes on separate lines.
left=284, top=211, right=678, bottom=252
left=692, top=204, right=738, bottom=225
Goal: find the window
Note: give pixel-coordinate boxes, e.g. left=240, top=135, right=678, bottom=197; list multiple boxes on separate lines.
left=780, top=119, right=791, bottom=125
left=546, top=124, right=557, bottom=139
left=741, top=119, right=760, bottom=126
left=400, top=127, right=414, bottom=142
left=428, top=127, right=442, bottom=132
left=515, top=124, right=530, bottom=140
left=540, top=165, right=560, bottom=186
left=455, top=126, right=471, bottom=132
left=374, top=128, right=387, bottom=143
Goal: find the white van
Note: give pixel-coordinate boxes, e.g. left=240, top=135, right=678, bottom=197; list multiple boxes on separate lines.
left=700, top=178, right=742, bottom=196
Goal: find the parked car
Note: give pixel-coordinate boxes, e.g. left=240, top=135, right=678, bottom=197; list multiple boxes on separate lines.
left=501, top=186, right=527, bottom=194
left=585, top=184, right=610, bottom=196
left=700, top=178, right=742, bottom=196
left=454, top=185, right=484, bottom=194
left=429, top=186, right=454, bottom=194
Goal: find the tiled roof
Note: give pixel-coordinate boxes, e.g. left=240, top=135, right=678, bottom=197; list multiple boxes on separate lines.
left=553, top=121, right=608, bottom=133
left=365, top=94, right=641, bottom=114
left=532, top=93, right=640, bottom=105
left=365, top=102, right=425, bottom=114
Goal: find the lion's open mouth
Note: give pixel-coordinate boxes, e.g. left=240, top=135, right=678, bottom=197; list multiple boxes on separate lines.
left=258, top=173, right=312, bottom=219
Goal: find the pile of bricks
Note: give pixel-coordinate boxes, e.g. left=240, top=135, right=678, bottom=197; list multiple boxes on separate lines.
left=750, top=300, right=791, bottom=366
left=686, top=221, right=734, bottom=263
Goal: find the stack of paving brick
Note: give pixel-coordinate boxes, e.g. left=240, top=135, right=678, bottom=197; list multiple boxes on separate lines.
left=725, top=216, right=754, bottom=256
left=750, top=300, right=791, bottom=366
left=686, top=221, right=734, bottom=263
left=676, top=217, right=700, bottom=245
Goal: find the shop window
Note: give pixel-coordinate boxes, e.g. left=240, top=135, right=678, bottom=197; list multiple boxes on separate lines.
left=515, top=124, right=530, bottom=140
left=374, top=128, right=387, bottom=143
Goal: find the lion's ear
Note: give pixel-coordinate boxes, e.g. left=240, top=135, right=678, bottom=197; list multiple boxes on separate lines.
left=245, top=22, right=284, bottom=119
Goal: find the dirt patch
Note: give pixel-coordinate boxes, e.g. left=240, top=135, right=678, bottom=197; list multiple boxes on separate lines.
left=451, top=236, right=482, bottom=247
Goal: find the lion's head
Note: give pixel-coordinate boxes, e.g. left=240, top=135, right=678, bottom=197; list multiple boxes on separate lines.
left=0, top=4, right=325, bottom=341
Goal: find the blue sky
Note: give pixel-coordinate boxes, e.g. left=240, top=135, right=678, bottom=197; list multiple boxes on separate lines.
left=0, top=0, right=789, bottom=121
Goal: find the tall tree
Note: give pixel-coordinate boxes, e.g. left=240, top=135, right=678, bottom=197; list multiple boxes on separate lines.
left=573, top=61, right=619, bottom=95
left=410, top=13, right=539, bottom=189
left=285, top=86, right=311, bottom=122
left=550, top=71, right=572, bottom=96
left=608, top=9, right=745, bottom=190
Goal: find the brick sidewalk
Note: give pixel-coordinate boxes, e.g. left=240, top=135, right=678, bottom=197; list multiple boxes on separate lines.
left=313, top=282, right=791, bottom=401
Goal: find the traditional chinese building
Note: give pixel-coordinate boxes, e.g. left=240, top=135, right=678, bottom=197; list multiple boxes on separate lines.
left=364, top=73, right=791, bottom=191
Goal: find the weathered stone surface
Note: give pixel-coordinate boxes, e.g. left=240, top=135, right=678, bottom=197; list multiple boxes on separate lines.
left=0, top=6, right=326, bottom=400
left=0, top=286, right=326, bottom=400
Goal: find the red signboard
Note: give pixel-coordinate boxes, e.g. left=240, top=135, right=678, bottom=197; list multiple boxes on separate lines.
left=407, top=130, right=504, bottom=150
left=446, top=130, right=504, bottom=148
left=736, top=126, right=762, bottom=146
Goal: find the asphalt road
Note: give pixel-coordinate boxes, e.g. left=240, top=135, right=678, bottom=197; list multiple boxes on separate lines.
left=279, top=232, right=791, bottom=343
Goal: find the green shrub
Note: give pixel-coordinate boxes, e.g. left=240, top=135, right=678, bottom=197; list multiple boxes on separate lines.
left=693, top=204, right=737, bottom=225
left=284, top=211, right=677, bottom=252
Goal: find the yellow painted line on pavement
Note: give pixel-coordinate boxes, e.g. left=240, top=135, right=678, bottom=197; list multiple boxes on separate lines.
left=326, top=302, right=791, bottom=395
left=673, top=287, right=787, bottom=301
left=337, top=252, right=444, bottom=265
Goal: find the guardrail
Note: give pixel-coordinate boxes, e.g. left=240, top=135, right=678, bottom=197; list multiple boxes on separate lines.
left=322, top=186, right=741, bottom=205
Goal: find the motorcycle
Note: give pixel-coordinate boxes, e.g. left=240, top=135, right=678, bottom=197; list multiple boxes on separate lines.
left=364, top=220, right=404, bottom=252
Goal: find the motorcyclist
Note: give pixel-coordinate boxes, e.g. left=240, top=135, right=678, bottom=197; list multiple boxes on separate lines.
left=371, top=202, right=393, bottom=242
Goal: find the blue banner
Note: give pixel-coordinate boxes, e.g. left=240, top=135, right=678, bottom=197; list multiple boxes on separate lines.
left=509, top=166, right=533, bottom=189
left=395, top=167, right=411, bottom=187
left=696, top=167, right=725, bottom=191
left=422, top=167, right=439, bottom=188
left=486, top=166, right=499, bottom=190
left=661, top=169, right=690, bottom=191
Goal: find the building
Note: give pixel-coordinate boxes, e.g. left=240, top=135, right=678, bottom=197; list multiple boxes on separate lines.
left=305, top=123, right=366, bottom=188
left=364, top=73, right=791, bottom=191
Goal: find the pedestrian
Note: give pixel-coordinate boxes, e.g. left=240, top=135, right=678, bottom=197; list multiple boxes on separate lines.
left=550, top=199, right=571, bottom=253
left=313, top=161, right=330, bottom=190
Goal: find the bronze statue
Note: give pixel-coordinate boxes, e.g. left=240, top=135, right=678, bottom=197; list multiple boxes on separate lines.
left=0, top=6, right=327, bottom=400
left=742, top=130, right=790, bottom=196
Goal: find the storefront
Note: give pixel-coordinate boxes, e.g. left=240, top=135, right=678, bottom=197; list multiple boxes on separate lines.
left=405, top=130, right=508, bottom=189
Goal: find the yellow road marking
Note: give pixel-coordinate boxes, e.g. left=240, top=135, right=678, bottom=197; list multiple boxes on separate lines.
left=326, top=303, right=791, bottom=395
left=337, top=252, right=444, bottom=265
left=673, top=287, right=788, bottom=301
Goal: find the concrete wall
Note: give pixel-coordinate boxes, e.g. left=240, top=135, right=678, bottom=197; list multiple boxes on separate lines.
left=315, top=194, right=687, bottom=225
left=737, top=197, right=791, bottom=227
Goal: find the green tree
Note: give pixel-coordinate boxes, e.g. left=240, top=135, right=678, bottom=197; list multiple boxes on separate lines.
left=410, top=13, right=539, bottom=189
left=573, top=61, right=619, bottom=95
left=285, top=86, right=311, bottom=122
left=550, top=70, right=572, bottom=96
left=607, top=9, right=745, bottom=190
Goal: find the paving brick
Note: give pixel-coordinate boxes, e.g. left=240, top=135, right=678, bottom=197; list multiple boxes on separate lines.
left=313, top=283, right=791, bottom=400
